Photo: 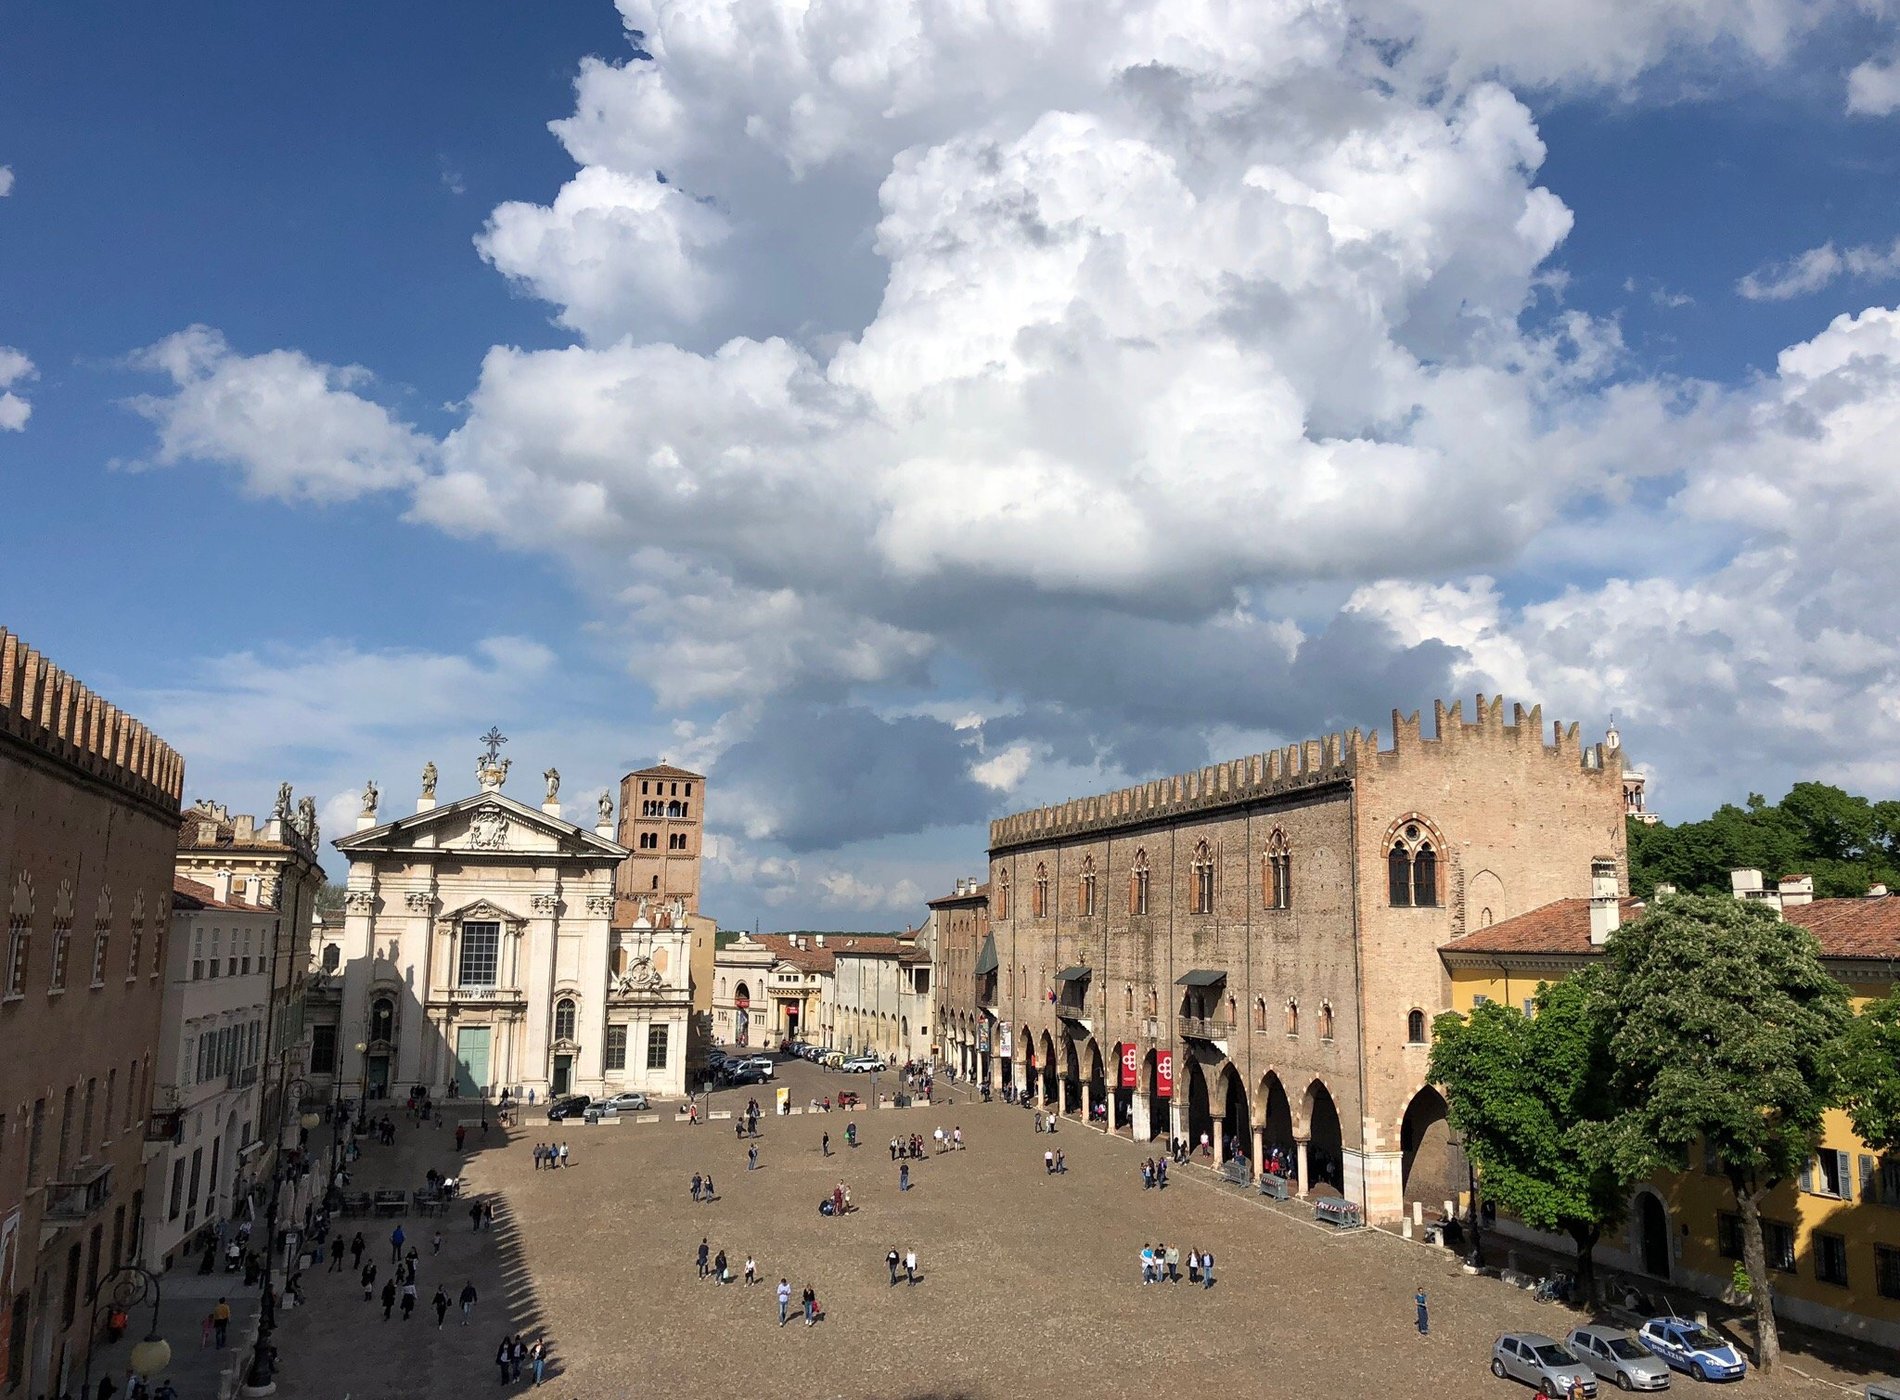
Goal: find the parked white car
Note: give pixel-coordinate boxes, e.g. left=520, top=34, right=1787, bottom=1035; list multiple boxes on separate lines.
left=841, top=1055, right=883, bottom=1073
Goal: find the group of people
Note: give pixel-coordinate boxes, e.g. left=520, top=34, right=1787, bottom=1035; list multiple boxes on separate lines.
left=1139, top=1157, right=1170, bottom=1189
left=882, top=1246, right=921, bottom=1286
left=695, top=1240, right=823, bottom=1327
left=694, top=1238, right=760, bottom=1286
left=689, top=1171, right=718, bottom=1202
left=1139, top=1242, right=1216, bottom=1288
left=1042, top=1147, right=1068, bottom=1174
left=493, top=1333, right=550, bottom=1386
left=529, top=1141, right=570, bottom=1169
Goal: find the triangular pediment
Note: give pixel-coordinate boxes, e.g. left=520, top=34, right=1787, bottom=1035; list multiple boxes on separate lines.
left=333, top=789, right=630, bottom=862
left=435, top=896, right=527, bottom=928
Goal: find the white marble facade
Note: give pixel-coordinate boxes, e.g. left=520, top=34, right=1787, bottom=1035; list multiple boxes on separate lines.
left=330, top=761, right=691, bottom=1104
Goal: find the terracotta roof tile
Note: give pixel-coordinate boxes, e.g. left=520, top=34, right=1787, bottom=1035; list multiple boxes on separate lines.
left=172, top=874, right=267, bottom=913
left=630, top=763, right=704, bottom=780
left=1441, top=894, right=1900, bottom=961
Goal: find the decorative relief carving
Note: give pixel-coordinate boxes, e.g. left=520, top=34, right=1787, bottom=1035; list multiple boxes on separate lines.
left=404, top=891, right=433, bottom=913
left=344, top=890, right=375, bottom=915
left=530, top=893, right=558, bottom=916
left=586, top=894, right=614, bottom=917
left=468, top=808, right=510, bottom=850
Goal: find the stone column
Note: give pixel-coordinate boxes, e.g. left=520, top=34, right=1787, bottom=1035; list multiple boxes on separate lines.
left=1212, top=1118, right=1225, bottom=1164
left=1057, top=1074, right=1067, bottom=1118
left=1252, top=1124, right=1264, bottom=1170
left=1080, top=1083, right=1091, bottom=1125
left=1106, top=1088, right=1118, bottom=1133
left=1296, top=1136, right=1311, bottom=1196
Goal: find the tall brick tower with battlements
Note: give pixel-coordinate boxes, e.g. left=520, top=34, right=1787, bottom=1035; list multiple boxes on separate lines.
left=612, top=763, right=705, bottom=922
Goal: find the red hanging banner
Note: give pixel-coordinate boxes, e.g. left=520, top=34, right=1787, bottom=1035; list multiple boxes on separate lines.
left=1156, top=1050, right=1174, bottom=1099
left=1119, top=1042, right=1138, bottom=1088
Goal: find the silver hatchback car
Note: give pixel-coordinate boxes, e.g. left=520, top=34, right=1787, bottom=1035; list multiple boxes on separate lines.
left=1493, top=1333, right=1598, bottom=1397
left=1565, top=1326, right=1670, bottom=1391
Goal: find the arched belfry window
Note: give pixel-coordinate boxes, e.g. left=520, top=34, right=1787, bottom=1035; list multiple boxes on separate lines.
left=1387, top=820, right=1441, bottom=907
left=1407, top=1008, right=1427, bottom=1044
left=1263, top=828, right=1291, bottom=910
left=1190, top=841, right=1214, bottom=915
left=554, top=997, right=577, bottom=1043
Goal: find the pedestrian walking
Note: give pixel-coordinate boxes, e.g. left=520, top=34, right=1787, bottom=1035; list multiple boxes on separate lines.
left=777, top=1278, right=792, bottom=1326
left=1164, top=1243, right=1179, bottom=1282
left=899, top=1163, right=910, bottom=1191
left=691, top=1172, right=702, bottom=1202
left=350, top=1231, right=365, bottom=1270
left=747, top=1144, right=758, bottom=1171
left=887, top=1247, right=900, bottom=1286
left=713, top=1249, right=729, bottom=1284
left=494, top=1337, right=512, bottom=1384
left=696, top=1238, right=710, bottom=1279
left=432, top=1230, right=443, bottom=1255
left=400, top=1281, right=417, bottom=1321
left=469, top=1201, right=483, bottom=1232
left=1415, top=1288, right=1429, bottom=1336
left=953, top=1126, right=963, bottom=1150
left=380, top=1278, right=397, bottom=1321
left=1202, top=1247, right=1215, bottom=1289
left=1055, top=1149, right=1066, bottom=1173
left=904, top=1248, right=917, bottom=1285
left=531, top=1339, right=547, bottom=1386
left=433, top=1286, right=450, bottom=1327
left=456, top=1124, right=467, bottom=1151
left=212, top=1297, right=230, bottom=1348
left=459, top=1280, right=478, bottom=1325
left=822, top=1133, right=830, bottom=1157
left=1044, top=1148, right=1054, bottom=1174
left=511, top=1336, right=527, bottom=1381
left=1187, top=1248, right=1201, bottom=1285
left=329, top=1236, right=345, bottom=1271
left=801, top=1284, right=816, bottom=1326
left=703, top=1172, right=715, bottom=1200
left=559, top=1142, right=569, bottom=1168
left=1140, top=1244, right=1154, bottom=1285
left=744, top=1254, right=757, bottom=1286
left=532, top=1142, right=542, bottom=1170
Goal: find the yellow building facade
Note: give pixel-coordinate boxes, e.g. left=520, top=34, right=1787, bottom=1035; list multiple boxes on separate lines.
left=1440, top=872, right=1900, bottom=1350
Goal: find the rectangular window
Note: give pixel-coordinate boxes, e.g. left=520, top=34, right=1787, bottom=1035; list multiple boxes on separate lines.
left=1881, top=1155, right=1900, bottom=1206
left=309, top=1024, right=337, bottom=1075
left=1813, top=1231, right=1848, bottom=1287
left=1522, top=998, right=1536, bottom=1018
left=1471, top=994, right=1491, bottom=1007
left=26, top=1099, right=45, bottom=1183
left=60, top=1245, right=79, bottom=1327
left=4, top=920, right=26, bottom=999
left=191, top=929, right=203, bottom=981
left=57, top=1087, right=74, bottom=1176
left=49, top=928, right=68, bottom=990
left=604, top=1026, right=628, bottom=1072
left=1808, top=1149, right=1852, bottom=1199
left=646, top=1024, right=670, bottom=1071
left=1878, top=1245, right=1900, bottom=1300
left=102, top=1070, right=115, bottom=1147
left=1764, top=1219, right=1796, bottom=1274
left=8, top=1292, right=28, bottom=1386
left=458, top=922, right=501, bottom=986
left=1717, top=1211, right=1743, bottom=1260
left=79, top=1079, right=96, bottom=1160
left=90, top=932, right=108, bottom=987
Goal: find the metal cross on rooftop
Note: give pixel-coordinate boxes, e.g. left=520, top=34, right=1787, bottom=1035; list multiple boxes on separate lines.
left=479, top=726, right=508, bottom=765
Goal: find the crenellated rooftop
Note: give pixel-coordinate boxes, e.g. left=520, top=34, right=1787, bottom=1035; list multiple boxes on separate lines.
left=0, top=626, right=184, bottom=816
left=988, top=694, right=1616, bottom=852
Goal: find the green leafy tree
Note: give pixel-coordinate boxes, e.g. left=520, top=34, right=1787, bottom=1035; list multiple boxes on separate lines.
left=1429, top=970, right=1626, bottom=1295
left=316, top=880, right=347, bottom=913
left=1838, top=988, right=1900, bottom=1154
left=1628, top=781, right=1900, bottom=900
left=1597, top=894, right=1850, bottom=1372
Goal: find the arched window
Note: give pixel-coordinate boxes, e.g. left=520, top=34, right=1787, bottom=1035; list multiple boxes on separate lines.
left=369, top=995, right=395, bottom=1043
left=1032, top=863, right=1048, bottom=920
left=554, top=997, right=577, bottom=1043
left=1253, top=997, right=1267, bottom=1031
left=1387, top=821, right=1442, bottom=907
left=1226, top=994, right=1238, bottom=1026
left=1262, top=829, right=1291, bottom=910
left=1078, top=855, right=1096, bottom=917
left=1123, top=984, right=1134, bottom=1013
left=1285, top=999, right=1299, bottom=1037
left=1407, top=1008, right=1427, bottom=1044
left=1319, top=1001, right=1335, bottom=1041
left=1129, top=849, right=1150, bottom=916
left=1190, top=841, right=1214, bottom=915
left=321, top=943, right=340, bottom=973
left=1144, top=987, right=1158, bottom=1017
left=996, top=869, right=1010, bottom=921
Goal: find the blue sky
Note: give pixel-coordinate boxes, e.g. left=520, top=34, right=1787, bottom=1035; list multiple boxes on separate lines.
left=5, top=1, right=1900, bottom=928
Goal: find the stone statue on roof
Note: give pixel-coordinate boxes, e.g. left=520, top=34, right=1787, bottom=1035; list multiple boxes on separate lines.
left=421, top=761, right=438, bottom=798
left=274, top=781, right=293, bottom=822
left=296, top=795, right=318, bottom=846
left=362, top=778, right=379, bottom=817
left=544, top=767, right=561, bottom=803
left=598, top=791, right=613, bottom=825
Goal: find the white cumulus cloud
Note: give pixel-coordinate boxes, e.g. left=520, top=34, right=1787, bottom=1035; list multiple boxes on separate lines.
left=1738, top=238, right=1900, bottom=301
left=0, top=346, right=34, bottom=431
left=1848, top=53, right=1900, bottom=115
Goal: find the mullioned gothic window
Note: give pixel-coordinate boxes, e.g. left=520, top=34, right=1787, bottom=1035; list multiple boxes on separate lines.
left=1078, top=856, right=1096, bottom=917
left=1262, top=828, right=1291, bottom=910
left=1129, top=849, right=1150, bottom=916
left=1032, top=863, right=1049, bottom=920
left=1190, top=841, right=1214, bottom=915
left=995, top=870, right=1010, bottom=921
left=1387, top=821, right=1440, bottom=907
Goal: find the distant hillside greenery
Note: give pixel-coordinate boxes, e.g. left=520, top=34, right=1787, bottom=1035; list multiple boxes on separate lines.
left=1628, top=782, right=1900, bottom=899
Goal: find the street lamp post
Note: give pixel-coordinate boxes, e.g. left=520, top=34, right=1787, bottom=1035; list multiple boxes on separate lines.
left=245, top=1075, right=319, bottom=1391
left=81, top=1264, right=169, bottom=1396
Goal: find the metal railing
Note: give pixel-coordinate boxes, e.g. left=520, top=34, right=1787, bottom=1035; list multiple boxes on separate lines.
left=1177, top=1014, right=1234, bottom=1041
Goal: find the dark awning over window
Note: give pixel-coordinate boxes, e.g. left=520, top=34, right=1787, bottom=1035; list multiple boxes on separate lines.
left=1174, top=968, right=1227, bottom=987
left=973, top=932, right=999, bottom=977
left=1056, top=965, right=1091, bottom=983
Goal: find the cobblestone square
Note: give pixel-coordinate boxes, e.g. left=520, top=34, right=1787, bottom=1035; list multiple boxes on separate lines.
left=266, top=1063, right=1865, bottom=1400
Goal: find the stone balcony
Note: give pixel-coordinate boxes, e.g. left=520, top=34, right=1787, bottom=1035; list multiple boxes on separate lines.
left=1177, top=1015, right=1233, bottom=1052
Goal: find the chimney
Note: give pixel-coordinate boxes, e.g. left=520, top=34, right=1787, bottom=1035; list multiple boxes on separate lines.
left=197, top=821, right=219, bottom=845
left=1730, top=868, right=1764, bottom=898
left=1588, top=858, right=1620, bottom=945
left=814, top=934, right=825, bottom=948
left=1777, top=874, right=1813, bottom=908
left=212, top=868, right=234, bottom=904
left=234, top=814, right=255, bottom=840
left=1868, top=884, right=1889, bottom=899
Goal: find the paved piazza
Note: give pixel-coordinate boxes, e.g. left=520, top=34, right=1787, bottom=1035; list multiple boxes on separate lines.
left=271, top=1058, right=1860, bottom=1400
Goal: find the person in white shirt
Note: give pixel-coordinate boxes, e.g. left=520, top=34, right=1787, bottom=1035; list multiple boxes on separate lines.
left=904, top=1248, right=918, bottom=1284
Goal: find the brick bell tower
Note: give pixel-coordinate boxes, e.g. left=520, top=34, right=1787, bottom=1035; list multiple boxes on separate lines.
left=613, top=762, right=705, bottom=916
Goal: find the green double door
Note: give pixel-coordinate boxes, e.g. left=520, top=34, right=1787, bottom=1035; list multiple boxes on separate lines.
left=455, top=1026, right=491, bottom=1097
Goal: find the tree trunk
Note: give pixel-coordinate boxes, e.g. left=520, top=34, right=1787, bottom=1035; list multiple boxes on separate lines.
left=1568, top=1223, right=1600, bottom=1300
left=1735, top=1186, right=1780, bottom=1372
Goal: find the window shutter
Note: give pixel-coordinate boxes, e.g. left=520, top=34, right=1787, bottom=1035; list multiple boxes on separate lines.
left=1861, top=1154, right=1878, bottom=1205
left=1798, top=1159, right=1814, bottom=1194
left=1838, top=1150, right=1853, bottom=1201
